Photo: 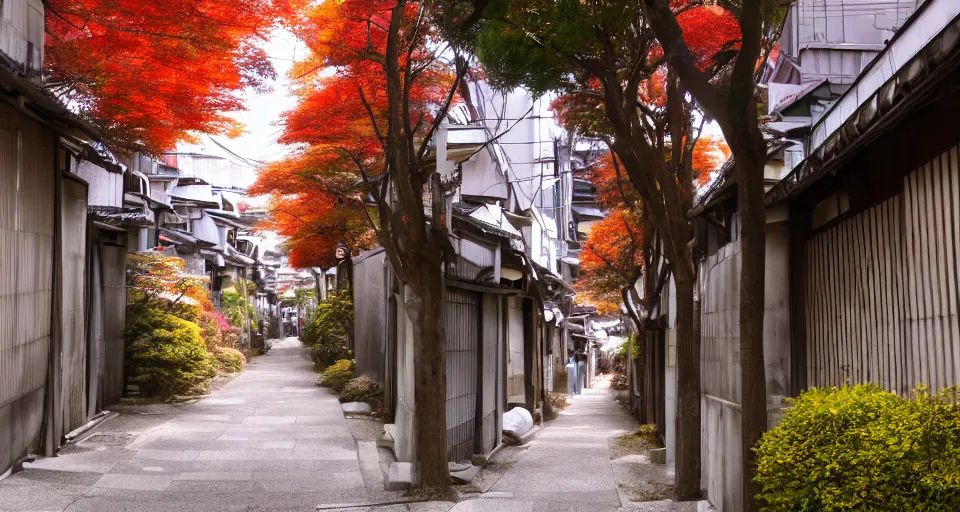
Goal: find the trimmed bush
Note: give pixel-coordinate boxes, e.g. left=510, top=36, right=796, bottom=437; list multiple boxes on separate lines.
left=222, top=330, right=240, bottom=348
left=213, top=347, right=246, bottom=373
left=124, top=305, right=184, bottom=346
left=310, top=343, right=353, bottom=372
left=168, top=301, right=203, bottom=323
left=754, top=384, right=960, bottom=511
left=320, top=359, right=356, bottom=392
left=199, top=313, right=224, bottom=349
left=302, top=289, right=353, bottom=370
left=126, top=312, right=216, bottom=397
left=339, top=375, right=383, bottom=404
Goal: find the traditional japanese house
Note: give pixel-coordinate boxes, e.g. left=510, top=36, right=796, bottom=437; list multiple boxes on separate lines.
left=691, top=0, right=960, bottom=508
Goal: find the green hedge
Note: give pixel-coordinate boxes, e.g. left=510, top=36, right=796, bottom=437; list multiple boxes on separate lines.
left=301, top=288, right=353, bottom=370
left=754, top=384, right=960, bottom=511
left=126, top=311, right=216, bottom=397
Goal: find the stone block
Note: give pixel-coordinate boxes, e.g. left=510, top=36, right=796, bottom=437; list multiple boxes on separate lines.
left=697, top=500, right=718, bottom=512
left=448, top=462, right=480, bottom=484
left=648, top=448, right=667, bottom=465
left=385, top=461, right=414, bottom=491
left=341, top=402, right=373, bottom=414
left=376, top=425, right=396, bottom=451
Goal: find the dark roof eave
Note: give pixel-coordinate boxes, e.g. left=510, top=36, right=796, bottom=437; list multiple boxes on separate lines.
left=0, top=56, right=102, bottom=142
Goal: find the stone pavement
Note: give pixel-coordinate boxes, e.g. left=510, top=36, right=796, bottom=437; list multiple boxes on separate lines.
left=395, top=388, right=703, bottom=512
left=0, top=337, right=401, bottom=512
left=449, top=388, right=654, bottom=512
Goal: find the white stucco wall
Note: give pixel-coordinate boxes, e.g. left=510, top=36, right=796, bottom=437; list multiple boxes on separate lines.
left=664, top=277, right=677, bottom=464
left=73, top=161, right=122, bottom=208
left=507, top=297, right=525, bottom=403
left=393, top=284, right=418, bottom=465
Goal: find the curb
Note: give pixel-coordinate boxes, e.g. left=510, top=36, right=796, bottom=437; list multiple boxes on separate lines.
left=65, top=411, right=119, bottom=443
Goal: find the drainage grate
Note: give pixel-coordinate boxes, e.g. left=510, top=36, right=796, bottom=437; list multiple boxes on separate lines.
left=79, top=432, right=135, bottom=447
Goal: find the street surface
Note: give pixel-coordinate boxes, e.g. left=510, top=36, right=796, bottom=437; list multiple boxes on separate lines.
left=0, top=338, right=399, bottom=512
left=0, top=338, right=689, bottom=512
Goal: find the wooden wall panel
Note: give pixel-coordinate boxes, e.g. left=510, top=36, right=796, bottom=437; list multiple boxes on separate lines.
left=0, top=105, right=54, bottom=472
left=805, top=143, right=960, bottom=395
left=444, top=289, right=478, bottom=461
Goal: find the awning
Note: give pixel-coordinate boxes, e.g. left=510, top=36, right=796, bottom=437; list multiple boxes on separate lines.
left=192, top=214, right=222, bottom=246
left=170, top=184, right=221, bottom=209
left=531, top=261, right=576, bottom=296
left=571, top=205, right=605, bottom=220
left=225, top=245, right=256, bottom=266
left=88, top=206, right=153, bottom=228
left=453, top=202, right=523, bottom=240
left=206, top=208, right=241, bottom=220
left=208, top=211, right=245, bottom=229
left=591, top=318, right=622, bottom=330
left=159, top=228, right=199, bottom=247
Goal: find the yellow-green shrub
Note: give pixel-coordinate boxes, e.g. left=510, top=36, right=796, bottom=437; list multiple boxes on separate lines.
left=213, top=347, right=245, bottom=373
left=126, top=313, right=216, bottom=398
left=320, top=359, right=355, bottom=392
left=754, top=384, right=960, bottom=511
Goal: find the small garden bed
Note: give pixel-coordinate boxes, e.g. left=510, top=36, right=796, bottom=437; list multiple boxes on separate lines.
left=123, top=253, right=249, bottom=400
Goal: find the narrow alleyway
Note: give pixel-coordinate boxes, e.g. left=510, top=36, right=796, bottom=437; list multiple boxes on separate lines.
left=0, top=338, right=399, bottom=512
left=449, top=388, right=666, bottom=512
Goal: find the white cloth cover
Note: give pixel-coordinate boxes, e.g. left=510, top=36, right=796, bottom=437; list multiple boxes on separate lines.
left=502, top=407, right=533, bottom=436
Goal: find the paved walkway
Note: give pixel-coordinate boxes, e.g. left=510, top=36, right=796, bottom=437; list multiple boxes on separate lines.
left=0, top=338, right=399, bottom=512
left=451, top=388, right=638, bottom=512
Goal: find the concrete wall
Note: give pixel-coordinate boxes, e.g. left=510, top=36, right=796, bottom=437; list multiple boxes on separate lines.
left=353, top=250, right=386, bottom=382
left=698, top=215, right=792, bottom=511
left=74, top=161, right=122, bottom=208
left=664, top=278, right=677, bottom=464
left=460, top=143, right=508, bottom=200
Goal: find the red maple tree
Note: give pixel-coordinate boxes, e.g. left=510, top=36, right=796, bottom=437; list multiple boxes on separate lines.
left=575, top=134, right=727, bottom=320
left=255, top=0, right=467, bottom=493
left=44, top=0, right=296, bottom=154
left=577, top=208, right=644, bottom=315
left=249, top=149, right=375, bottom=269
left=251, top=0, right=450, bottom=271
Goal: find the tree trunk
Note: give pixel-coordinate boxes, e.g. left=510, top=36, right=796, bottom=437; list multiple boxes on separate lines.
left=412, top=262, right=451, bottom=496
left=622, top=285, right=643, bottom=333
left=733, top=139, right=768, bottom=512
left=622, top=285, right=642, bottom=418
left=673, top=268, right=701, bottom=500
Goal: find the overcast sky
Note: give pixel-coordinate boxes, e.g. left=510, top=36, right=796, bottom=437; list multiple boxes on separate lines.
left=213, top=31, right=730, bottom=167
left=216, top=30, right=304, bottom=164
